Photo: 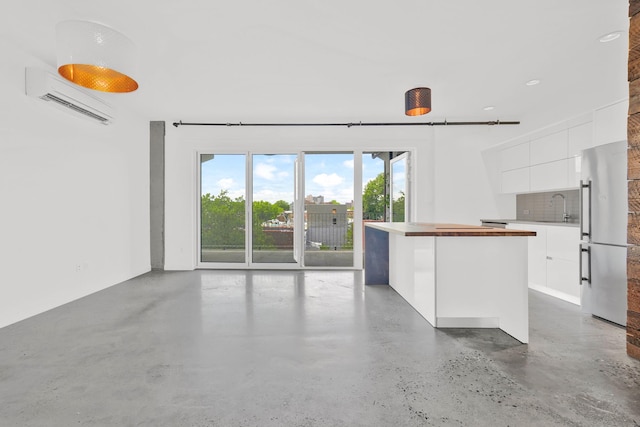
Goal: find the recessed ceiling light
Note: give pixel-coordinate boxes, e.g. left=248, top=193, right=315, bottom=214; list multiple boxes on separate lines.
left=483, top=106, right=495, bottom=111
left=599, top=31, right=622, bottom=43
left=525, top=79, right=541, bottom=86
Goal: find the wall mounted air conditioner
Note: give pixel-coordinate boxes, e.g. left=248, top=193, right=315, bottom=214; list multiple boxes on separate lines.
left=25, top=67, right=115, bottom=125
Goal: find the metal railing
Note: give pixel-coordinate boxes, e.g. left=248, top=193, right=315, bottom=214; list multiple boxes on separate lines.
left=202, top=211, right=389, bottom=251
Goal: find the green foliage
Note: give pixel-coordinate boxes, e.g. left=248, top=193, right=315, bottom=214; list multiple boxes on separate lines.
left=274, top=200, right=291, bottom=211
left=201, top=191, right=292, bottom=250
left=201, top=190, right=245, bottom=249
left=363, top=172, right=388, bottom=220
left=343, top=222, right=354, bottom=249
left=392, top=192, right=405, bottom=222
left=251, top=200, right=282, bottom=249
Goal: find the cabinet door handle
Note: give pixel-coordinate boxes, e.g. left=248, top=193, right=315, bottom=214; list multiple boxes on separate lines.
left=546, top=256, right=552, bottom=260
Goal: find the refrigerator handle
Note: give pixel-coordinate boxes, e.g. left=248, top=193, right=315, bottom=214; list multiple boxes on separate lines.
left=579, top=180, right=592, bottom=240
left=579, top=244, right=591, bottom=285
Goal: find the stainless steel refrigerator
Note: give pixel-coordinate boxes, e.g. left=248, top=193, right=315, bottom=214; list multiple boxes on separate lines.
left=579, top=140, right=628, bottom=326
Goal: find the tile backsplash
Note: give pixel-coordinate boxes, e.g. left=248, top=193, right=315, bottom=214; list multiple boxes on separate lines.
left=516, top=190, right=580, bottom=223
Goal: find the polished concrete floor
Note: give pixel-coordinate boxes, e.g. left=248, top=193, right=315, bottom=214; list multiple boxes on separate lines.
left=0, top=270, right=639, bottom=426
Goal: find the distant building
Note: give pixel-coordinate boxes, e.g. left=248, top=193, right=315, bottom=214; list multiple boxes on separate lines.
left=306, top=204, right=348, bottom=250
left=305, top=194, right=325, bottom=205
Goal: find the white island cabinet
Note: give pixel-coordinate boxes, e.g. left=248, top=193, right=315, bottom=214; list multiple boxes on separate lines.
left=365, top=223, right=535, bottom=343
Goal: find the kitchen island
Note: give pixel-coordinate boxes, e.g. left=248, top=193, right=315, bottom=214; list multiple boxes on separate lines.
left=364, top=223, right=536, bottom=343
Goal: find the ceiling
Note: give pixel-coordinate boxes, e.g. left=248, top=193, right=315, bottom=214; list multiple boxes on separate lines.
left=1, top=1, right=631, bottom=135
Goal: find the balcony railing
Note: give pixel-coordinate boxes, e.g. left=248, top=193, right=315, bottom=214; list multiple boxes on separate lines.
left=202, top=211, right=388, bottom=256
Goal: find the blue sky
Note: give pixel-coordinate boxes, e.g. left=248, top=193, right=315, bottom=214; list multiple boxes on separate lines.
left=201, top=153, right=387, bottom=204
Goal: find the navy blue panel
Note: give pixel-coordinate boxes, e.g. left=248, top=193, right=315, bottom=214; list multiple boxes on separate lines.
left=364, top=226, right=389, bottom=285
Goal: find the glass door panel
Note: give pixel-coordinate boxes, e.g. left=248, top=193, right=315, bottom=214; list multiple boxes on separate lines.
left=390, top=153, right=409, bottom=222
left=362, top=152, right=387, bottom=221
left=200, top=154, right=246, bottom=263
left=251, top=154, right=297, bottom=264
left=303, top=152, right=354, bottom=267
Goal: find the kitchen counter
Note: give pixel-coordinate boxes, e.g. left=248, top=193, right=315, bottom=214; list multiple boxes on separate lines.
left=365, top=222, right=532, bottom=343
left=480, top=219, right=580, bottom=228
left=367, top=222, right=536, bottom=236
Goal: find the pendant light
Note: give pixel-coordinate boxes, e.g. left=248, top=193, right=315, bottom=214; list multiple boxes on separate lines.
left=56, top=20, right=139, bottom=93
left=405, top=87, right=431, bottom=116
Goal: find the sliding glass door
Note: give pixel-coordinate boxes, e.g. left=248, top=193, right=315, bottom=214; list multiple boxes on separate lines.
left=303, top=152, right=354, bottom=267
left=200, top=154, right=247, bottom=263
left=199, top=150, right=408, bottom=269
left=390, top=153, right=410, bottom=222
left=251, top=154, right=297, bottom=264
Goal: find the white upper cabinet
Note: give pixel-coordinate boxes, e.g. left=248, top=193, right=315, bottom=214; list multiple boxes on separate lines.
left=530, top=159, right=570, bottom=191
left=594, top=100, right=628, bottom=146
left=530, top=130, right=568, bottom=165
left=501, top=168, right=530, bottom=193
left=499, top=143, right=529, bottom=171
left=567, top=122, right=593, bottom=157
left=566, top=156, right=581, bottom=188
left=491, top=98, right=626, bottom=194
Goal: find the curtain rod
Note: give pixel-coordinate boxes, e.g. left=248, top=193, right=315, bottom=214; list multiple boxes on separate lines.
left=172, top=120, right=520, bottom=128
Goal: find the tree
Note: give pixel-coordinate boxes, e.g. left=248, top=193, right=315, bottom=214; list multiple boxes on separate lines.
left=251, top=200, right=282, bottom=249
left=201, top=192, right=287, bottom=250
left=201, top=190, right=245, bottom=249
left=274, top=200, right=291, bottom=211
left=362, top=172, right=388, bottom=220
left=392, top=192, right=405, bottom=222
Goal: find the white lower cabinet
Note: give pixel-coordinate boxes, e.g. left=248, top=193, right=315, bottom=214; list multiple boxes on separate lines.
left=547, top=258, right=579, bottom=300
left=523, top=224, right=546, bottom=288
left=507, top=223, right=580, bottom=305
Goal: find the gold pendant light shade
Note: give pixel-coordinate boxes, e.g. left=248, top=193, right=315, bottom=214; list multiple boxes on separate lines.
left=56, top=20, right=138, bottom=93
left=405, top=87, right=431, bottom=116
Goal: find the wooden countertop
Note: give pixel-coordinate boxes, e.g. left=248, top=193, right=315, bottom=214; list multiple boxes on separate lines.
left=364, top=222, right=536, bottom=237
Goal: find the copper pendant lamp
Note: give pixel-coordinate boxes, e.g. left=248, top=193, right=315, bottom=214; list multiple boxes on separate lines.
left=56, top=20, right=139, bottom=93
left=405, top=87, right=431, bottom=116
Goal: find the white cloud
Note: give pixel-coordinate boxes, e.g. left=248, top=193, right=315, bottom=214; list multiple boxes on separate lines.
left=217, top=178, right=234, bottom=189
left=343, top=159, right=354, bottom=169
left=338, top=186, right=354, bottom=201
left=227, top=189, right=245, bottom=200
left=254, top=189, right=293, bottom=204
left=277, top=171, right=289, bottom=179
left=313, top=173, right=344, bottom=187
left=255, top=163, right=277, bottom=180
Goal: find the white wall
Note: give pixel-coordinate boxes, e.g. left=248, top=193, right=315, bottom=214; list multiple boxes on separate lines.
left=163, top=122, right=517, bottom=269
left=433, top=126, right=518, bottom=224
left=0, top=39, right=150, bottom=328
left=164, top=124, right=436, bottom=270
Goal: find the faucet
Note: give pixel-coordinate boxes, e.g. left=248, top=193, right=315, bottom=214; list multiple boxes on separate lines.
left=551, top=193, right=570, bottom=222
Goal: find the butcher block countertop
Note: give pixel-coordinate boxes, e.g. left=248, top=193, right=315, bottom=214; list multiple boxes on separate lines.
left=365, top=222, right=536, bottom=237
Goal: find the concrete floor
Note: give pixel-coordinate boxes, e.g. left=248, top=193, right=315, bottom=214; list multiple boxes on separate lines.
left=0, top=270, right=639, bottom=426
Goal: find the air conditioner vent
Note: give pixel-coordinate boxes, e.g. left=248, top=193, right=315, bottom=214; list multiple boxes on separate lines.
left=40, top=93, right=110, bottom=123
left=25, top=67, right=115, bottom=125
